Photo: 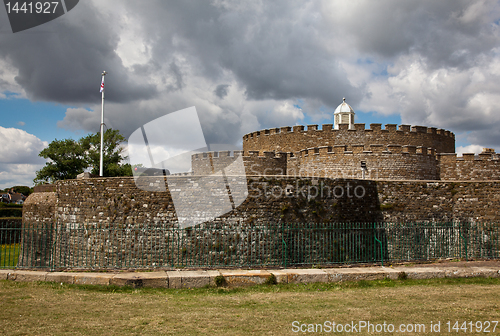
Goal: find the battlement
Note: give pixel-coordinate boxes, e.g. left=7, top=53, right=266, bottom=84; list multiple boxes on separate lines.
left=297, top=144, right=437, bottom=157
left=437, top=150, right=499, bottom=162
left=437, top=150, right=500, bottom=180
left=191, top=150, right=288, bottom=176
left=243, top=123, right=455, bottom=155
left=293, top=143, right=439, bottom=180
left=243, top=123, right=455, bottom=140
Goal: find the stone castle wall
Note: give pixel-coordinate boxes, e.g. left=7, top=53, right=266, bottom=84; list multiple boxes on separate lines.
left=21, top=176, right=500, bottom=268
left=191, top=151, right=288, bottom=176
left=438, top=152, right=500, bottom=180
left=191, top=147, right=500, bottom=181
left=294, top=145, right=438, bottom=180
left=23, top=176, right=500, bottom=229
left=243, top=123, right=455, bottom=155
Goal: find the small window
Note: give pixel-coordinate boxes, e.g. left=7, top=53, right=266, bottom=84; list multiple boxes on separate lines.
left=341, top=114, right=349, bottom=124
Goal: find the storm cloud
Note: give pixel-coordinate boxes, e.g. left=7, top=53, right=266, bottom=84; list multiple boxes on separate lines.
left=1, top=0, right=500, bottom=150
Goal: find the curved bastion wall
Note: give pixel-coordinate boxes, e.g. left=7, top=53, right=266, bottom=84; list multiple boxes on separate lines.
left=242, top=123, right=455, bottom=155
left=20, top=177, right=500, bottom=269
left=293, top=145, right=439, bottom=180
left=191, top=147, right=500, bottom=181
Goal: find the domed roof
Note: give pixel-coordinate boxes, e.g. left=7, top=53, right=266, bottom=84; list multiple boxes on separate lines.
left=334, top=98, right=354, bottom=114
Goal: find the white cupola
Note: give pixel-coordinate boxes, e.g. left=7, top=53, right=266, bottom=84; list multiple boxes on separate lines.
left=334, top=98, right=355, bottom=130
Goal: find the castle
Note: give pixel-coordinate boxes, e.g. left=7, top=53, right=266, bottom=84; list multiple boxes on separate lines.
left=20, top=100, right=500, bottom=269
left=192, top=98, right=499, bottom=181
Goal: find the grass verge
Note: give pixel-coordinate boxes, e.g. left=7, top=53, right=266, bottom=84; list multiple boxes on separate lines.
left=0, top=277, right=499, bottom=335
left=0, top=243, right=19, bottom=268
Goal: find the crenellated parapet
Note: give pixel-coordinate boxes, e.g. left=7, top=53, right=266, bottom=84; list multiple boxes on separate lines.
left=292, top=144, right=439, bottom=180
left=191, top=150, right=288, bottom=176
left=438, top=150, right=500, bottom=180
left=243, top=123, right=455, bottom=155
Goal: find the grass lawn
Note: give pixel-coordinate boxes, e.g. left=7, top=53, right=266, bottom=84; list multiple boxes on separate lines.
left=0, top=277, right=499, bottom=335
left=0, top=244, right=19, bottom=268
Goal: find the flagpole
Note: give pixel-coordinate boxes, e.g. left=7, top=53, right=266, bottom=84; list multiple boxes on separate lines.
left=99, top=71, right=107, bottom=177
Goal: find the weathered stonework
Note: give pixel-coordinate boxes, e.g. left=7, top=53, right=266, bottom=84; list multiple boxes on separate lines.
left=20, top=121, right=500, bottom=269
left=20, top=176, right=500, bottom=269
left=243, top=124, right=455, bottom=155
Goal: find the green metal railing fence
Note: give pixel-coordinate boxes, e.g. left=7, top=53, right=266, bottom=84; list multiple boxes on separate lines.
left=1, top=221, right=499, bottom=270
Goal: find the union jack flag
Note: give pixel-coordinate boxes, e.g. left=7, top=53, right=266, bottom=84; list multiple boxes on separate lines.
left=100, top=77, right=104, bottom=92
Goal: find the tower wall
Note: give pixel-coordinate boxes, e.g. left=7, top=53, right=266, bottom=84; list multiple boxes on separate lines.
left=243, top=124, right=455, bottom=155
left=292, top=145, right=439, bottom=180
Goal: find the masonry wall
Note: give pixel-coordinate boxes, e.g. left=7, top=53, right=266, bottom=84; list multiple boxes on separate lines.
left=243, top=123, right=455, bottom=155
left=438, top=152, right=500, bottom=180
left=293, top=145, right=438, bottom=180
left=21, top=177, right=500, bottom=269
left=19, top=191, right=57, bottom=267
left=191, top=150, right=288, bottom=176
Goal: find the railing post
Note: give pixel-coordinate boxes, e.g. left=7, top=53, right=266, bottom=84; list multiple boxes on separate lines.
left=459, top=222, right=468, bottom=261
left=281, top=223, right=287, bottom=269
left=374, top=222, right=383, bottom=266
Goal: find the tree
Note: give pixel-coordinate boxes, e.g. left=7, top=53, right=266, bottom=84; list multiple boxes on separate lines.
left=11, top=186, right=33, bottom=196
left=80, top=129, right=132, bottom=177
left=34, top=138, right=87, bottom=184
left=34, top=129, right=131, bottom=184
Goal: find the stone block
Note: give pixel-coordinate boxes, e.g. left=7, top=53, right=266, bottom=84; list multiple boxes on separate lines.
left=268, top=270, right=289, bottom=284
left=323, top=267, right=399, bottom=282
left=9, top=270, right=47, bottom=282
left=443, top=267, right=500, bottom=278
left=110, top=272, right=168, bottom=288
left=219, top=269, right=272, bottom=286
left=285, top=269, right=328, bottom=284
left=394, top=267, right=445, bottom=279
left=74, top=272, right=116, bottom=285
left=180, top=270, right=220, bottom=288
left=0, top=269, right=11, bottom=280
left=45, top=272, right=76, bottom=284
left=354, top=123, right=365, bottom=131
left=166, top=270, right=182, bottom=289
left=307, top=125, right=318, bottom=131
left=462, top=153, right=475, bottom=161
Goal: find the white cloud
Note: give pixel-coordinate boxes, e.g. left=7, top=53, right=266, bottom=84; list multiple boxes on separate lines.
left=0, top=127, right=47, bottom=164
left=0, top=163, right=46, bottom=189
left=0, top=127, right=47, bottom=188
left=456, top=145, right=484, bottom=156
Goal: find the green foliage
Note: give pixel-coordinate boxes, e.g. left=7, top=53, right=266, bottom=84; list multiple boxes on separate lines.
left=80, top=129, right=131, bottom=177
left=0, top=208, right=22, bottom=218
left=214, top=275, right=226, bottom=287
left=380, top=203, right=394, bottom=211
left=34, top=129, right=131, bottom=184
left=34, top=138, right=87, bottom=184
left=264, top=274, right=277, bottom=285
left=1, top=186, right=33, bottom=196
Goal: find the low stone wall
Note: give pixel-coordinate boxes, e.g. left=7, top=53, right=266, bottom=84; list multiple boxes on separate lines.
left=20, top=177, right=500, bottom=269
left=438, top=152, right=500, bottom=180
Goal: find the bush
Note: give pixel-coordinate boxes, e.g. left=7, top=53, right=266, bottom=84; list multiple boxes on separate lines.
left=264, top=274, right=277, bottom=285
left=214, top=275, right=226, bottom=287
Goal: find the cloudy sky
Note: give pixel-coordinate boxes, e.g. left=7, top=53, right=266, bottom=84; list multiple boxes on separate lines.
left=1, top=0, right=500, bottom=188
